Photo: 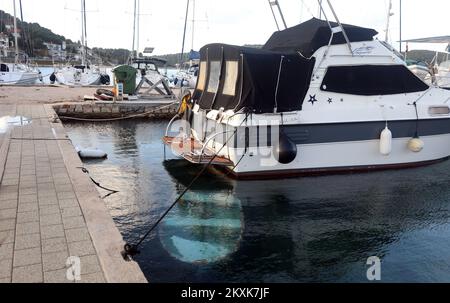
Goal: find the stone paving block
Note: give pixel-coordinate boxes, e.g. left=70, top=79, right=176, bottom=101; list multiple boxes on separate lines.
left=42, top=237, right=67, bottom=254
left=37, top=176, right=53, bottom=184
left=39, top=205, right=60, bottom=216
left=0, top=208, right=16, bottom=219
left=78, top=272, right=105, bottom=283
left=17, top=202, right=38, bottom=213
left=44, top=268, right=72, bottom=283
left=55, top=184, right=74, bottom=193
left=80, top=255, right=102, bottom=275
left=0, top=277, right=11, bottom=283
left=59, top=199, right=79, bottom=209
left=13, top=247, right=41, bottom=267
left=17, top=211, right=39, bottom=223
left=0, top=192, right=18, bottom=201
left=57, top=192, right=77, bottom=200
left=68, top=240, right=96, bottom=258
left=65, top=227, right=91, bottom=243
left=41, top=224, right=65, bottom=239
left=0, top=259, right=12, bottom=279
left=62, top=216, right=86, bottom=229
left=0, top=230, right=15, bottom=244
left=0, top=200, right=18, bottom=210
left=0, top=243, right=13, bottom=260
left=0, top=219, right=15, bottom=232
left=40, top=213, right=63, bottom=226
left=18, top=194, right=38, bottom=204
left=60, top=206, right=82, bottom=218
left=38, top=197, right=58, bottom=206
left=12, top=264, right=43, bottom=283
left=14, top=233, right=41, bottom=250
left=16, top=221, right=40, bottom=236
left=19, top=187, right=37, bottom=195
left=43, top=251, right=69, bottom=272
left=1, top=179, right=19, bottom=186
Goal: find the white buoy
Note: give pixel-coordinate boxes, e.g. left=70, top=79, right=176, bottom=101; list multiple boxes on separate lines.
left=408, top=137, right=424, bottom=153
left=379, top=125, right=392, bottom=156
left=76, top=146, right=107, bottom=159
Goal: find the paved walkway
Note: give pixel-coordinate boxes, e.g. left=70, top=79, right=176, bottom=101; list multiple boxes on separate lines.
left=0, top=102, right=146, bottom=283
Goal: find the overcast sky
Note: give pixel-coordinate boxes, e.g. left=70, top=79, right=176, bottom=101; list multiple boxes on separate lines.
left=2, top=0, right=449, bottom=55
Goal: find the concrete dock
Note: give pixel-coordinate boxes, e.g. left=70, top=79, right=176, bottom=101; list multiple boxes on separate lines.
left=0, top=86, right=149, bottom=283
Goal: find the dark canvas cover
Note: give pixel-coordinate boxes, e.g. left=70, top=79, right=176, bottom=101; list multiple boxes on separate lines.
left=263, top=18, right=378, bottom=57
left=194, top=44, right=316, bottom=114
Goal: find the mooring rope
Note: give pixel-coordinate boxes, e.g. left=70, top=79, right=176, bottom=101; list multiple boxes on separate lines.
left=57, top=102, right=179, bottom=122
left=77, top=167, right=119, bottom=196
left=121, top=112, right=250, bottom=261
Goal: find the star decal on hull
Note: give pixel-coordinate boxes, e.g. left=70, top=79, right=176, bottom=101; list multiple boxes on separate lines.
left=327, top=98, right=333, bottom=104
left=308, top=95, right=318, bottom=105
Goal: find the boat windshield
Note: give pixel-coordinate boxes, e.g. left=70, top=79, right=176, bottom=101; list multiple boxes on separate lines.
left=380, top=41, right=405, bottom=61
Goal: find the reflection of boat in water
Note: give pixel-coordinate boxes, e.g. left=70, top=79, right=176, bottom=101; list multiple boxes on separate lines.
left=159, top=160, right=242, bottom=264
left=161, top=157, right=450, bottom=282
left=163, top=1, right=450, bottom=180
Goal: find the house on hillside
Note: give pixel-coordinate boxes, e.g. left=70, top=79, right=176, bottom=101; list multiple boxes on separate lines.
left=43, top=42, right=67, bottom=61
left=0, top=33, right=9, bottom=57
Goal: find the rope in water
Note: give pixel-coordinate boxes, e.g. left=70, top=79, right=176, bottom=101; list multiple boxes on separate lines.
left=121, top=112, right=250, bottom=261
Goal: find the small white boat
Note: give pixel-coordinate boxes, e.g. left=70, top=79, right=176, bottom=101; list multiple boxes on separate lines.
left=0, top=1, right=41, bottom=85
left=0, top=63, right=41, bottom=85
left=52, top=65, right=101, bottom=86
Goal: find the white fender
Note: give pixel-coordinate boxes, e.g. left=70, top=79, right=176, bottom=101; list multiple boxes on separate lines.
left=77, top=146, right=107, bottom=159
left=379, top=126, right=392, bottom=156
left=408, top=137, right=424, bottom=153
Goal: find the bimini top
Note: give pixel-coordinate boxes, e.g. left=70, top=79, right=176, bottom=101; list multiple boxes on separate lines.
left=263, top=18, right=378, bottom=57
left=193, top=43, right=316, bottom=114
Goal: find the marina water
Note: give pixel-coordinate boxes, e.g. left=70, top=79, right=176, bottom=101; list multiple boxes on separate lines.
left=64, top=119, right=450, bottom=282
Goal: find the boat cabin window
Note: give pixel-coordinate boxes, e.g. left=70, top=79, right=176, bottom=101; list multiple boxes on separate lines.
left=321, top=65, right=429, bottom=96
left=0, top=63, right=9, bottom=72
left=223, top=61, right=239, bottom=96
left=207, top=61, right=221, bottom=93
left=196, top=61, right=207, bottom=91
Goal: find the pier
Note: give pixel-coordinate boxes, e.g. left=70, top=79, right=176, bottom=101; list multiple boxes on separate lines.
left=0, top=85, right=160, bottom=283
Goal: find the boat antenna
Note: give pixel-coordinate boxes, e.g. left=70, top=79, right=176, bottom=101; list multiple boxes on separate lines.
left=399, top=0, right=402, bottom=53
left=180, top=0, right=190, bottom=64
left=12, top=0, right=19, bottom=69
left=384, top=0, right=393, bottom=43
left=268, top=0, right=287, bottom=31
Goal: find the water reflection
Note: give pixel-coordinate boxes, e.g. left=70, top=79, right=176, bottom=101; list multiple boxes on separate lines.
left=0, top=116, right=31, bottom=133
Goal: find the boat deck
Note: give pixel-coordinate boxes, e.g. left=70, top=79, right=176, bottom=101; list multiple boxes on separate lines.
left=163, top=136, right=234, bottom=166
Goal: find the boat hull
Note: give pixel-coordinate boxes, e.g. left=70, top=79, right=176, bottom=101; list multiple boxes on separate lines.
left=176, top=114, right=450, bottom=179
left=0, top=71, right=40, bottom=85
left=54, top=68, right=101, bottom=86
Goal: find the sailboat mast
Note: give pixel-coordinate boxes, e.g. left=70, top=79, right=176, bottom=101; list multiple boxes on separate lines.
left=191, top=0, right=195, bottom=51
left=132, top=0, right=137, bottom=58
left=136, top=0, right=140, bottom=57
left=180, top=0, right=190, bottom=63
left=80, top=0, right=85, bottom=66
left=13, top=0, right=19, bottom=67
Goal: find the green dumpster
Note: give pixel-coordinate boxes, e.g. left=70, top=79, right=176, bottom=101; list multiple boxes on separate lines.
left=112, top=65, right=137, bottom=95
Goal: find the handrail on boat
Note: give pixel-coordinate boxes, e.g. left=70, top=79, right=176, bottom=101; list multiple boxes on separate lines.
left=165, top=113, right=181, bottom=137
